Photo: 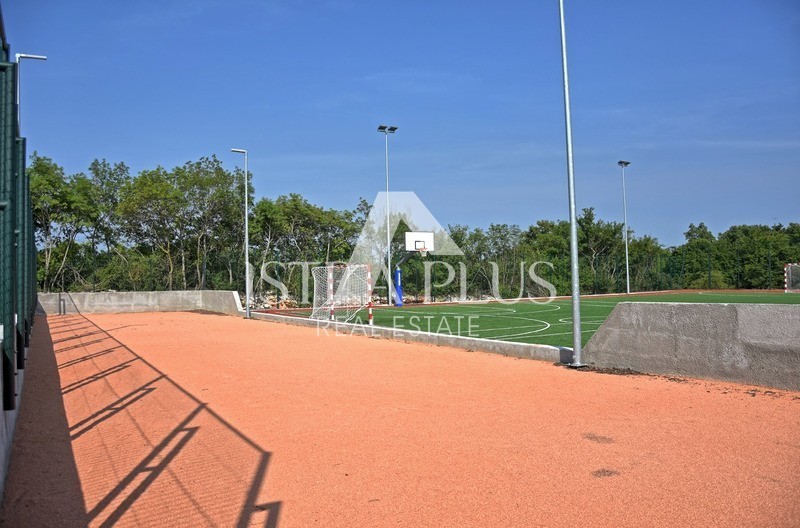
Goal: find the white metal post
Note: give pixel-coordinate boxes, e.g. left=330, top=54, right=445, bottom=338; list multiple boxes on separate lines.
left=378, top=125, right=397, bottom=305
left=231, top=148, right=251, bottom=318
left=244, top=151, right=250, bottom=318
left=385, top=131, right=391, bottom=304
left=619, top=160, right=631, bottom=294
left=558, top=0, right=583, bottom=365
left=15, top=53, right=47, bottom=363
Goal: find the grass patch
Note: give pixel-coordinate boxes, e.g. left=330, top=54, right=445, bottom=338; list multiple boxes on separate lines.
left=359, top=291, right=800, bottom=348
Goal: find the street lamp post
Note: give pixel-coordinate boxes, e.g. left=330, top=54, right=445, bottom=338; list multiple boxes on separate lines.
left=15, top=53, right=48, bottom=132
left=377, top=124, right=397, bottom=305
left=15, top=52, right=47, bottom=367
left=558, top=0, right=583, bottom=366
left=618, top=160, right=631, bottom=294
left=231, top=148, right=251, bottom=318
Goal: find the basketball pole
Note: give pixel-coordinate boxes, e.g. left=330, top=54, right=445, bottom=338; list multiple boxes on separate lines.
left=558, top=0, right=583, bottom=366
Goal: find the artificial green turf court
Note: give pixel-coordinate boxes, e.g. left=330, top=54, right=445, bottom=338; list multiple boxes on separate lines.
left=357, top=291, right=800, bottom=348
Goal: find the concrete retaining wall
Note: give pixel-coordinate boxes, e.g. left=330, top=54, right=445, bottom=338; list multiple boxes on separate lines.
left=250, top=312, right=571, bottom=363
left=37, top=291, right=243, bottom=316
left=584, top=302, right=800, bottom=391
left=200, top=291, right=244, bottom=316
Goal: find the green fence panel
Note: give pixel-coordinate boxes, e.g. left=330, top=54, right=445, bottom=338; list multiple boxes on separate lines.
left=0, top=61, right=16, bottom=409
left=14, top=136, right=24, bottom=368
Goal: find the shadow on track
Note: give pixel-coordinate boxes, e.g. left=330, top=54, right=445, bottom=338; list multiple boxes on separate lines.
left=1, top=313, right=281, bottom=527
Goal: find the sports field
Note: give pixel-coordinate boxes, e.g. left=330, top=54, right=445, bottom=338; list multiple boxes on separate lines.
left=2, top=311, right=798, bottom=527
left=361, top=291, right=800, bottom=348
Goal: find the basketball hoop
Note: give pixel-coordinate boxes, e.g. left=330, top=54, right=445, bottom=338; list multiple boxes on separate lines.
left=406, top=231, right=434, bottom=258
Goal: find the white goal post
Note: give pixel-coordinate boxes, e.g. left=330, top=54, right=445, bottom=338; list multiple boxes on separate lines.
left=311, top=264, right=374, bottom=324
left=785, top=263, right=800, bottom=293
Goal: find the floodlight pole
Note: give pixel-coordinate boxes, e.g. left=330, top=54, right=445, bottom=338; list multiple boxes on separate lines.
left=618, top=160, right=631, bottom=294
left=15, top=53, right=48, bottom=132
left=231, top=148, right=251, bottom=318
left=558, top=0, right=583, bottom=366
left=378, top=125, right=397, bottom=305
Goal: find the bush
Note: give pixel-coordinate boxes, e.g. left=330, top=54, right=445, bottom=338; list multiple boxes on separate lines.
left=687, top=270, right=730, bottom=290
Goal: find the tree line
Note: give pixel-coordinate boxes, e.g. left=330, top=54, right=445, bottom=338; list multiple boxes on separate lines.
left=29, top=153, right=800, bottom=302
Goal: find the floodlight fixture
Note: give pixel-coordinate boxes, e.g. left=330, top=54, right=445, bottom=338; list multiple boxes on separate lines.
left=16, top=53, right=47, bottom=61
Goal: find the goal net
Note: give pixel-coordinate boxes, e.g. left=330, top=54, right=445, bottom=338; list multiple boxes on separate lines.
left=786, top=263, right=800, bottom=293
left=311, top=264, right=373, bottom=323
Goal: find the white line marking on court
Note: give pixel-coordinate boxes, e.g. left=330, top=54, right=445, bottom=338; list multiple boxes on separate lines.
left=485, top=317, right=604, bottom=341
left=493, top=328, right=598, bottom=342
left=577, top=300, right=619, bottom=306
left=557, top=317, right=606, bottom=325
left=476, top=319, right=552, bottom=337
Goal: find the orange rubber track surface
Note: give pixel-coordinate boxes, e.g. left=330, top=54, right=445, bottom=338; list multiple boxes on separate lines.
left=1, top=311, right=799, bottom=527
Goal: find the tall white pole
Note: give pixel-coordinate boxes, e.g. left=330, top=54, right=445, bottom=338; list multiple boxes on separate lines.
left=244, top=151, right=251, bottom=318
left=385, top=131, right=391, bottom=305
left=622, top=164, right=631, bottom=294
left=231, top=148, right=251, bottom=318
left=558, top=0, right=582, bottom=365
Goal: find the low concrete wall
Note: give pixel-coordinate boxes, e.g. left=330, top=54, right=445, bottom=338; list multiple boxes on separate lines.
left=584, top=302, right=800, bottom=391
left=250, top=312, right=571, bottom=363
left=200, top=291, right=244, bottom=316
left=37, top=291, right=243, bottom=316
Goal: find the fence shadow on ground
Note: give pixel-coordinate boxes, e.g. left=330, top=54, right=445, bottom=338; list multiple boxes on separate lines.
left=1, top=313, right=281, bottom=528
left=0, top=316, right=88, bottom=526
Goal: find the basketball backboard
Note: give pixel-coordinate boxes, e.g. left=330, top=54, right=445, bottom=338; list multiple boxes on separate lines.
left=405, top=231, right=434, bottom=252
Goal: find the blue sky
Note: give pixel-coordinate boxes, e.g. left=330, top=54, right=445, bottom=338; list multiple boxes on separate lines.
left=6, top=0, right=799, bottom=246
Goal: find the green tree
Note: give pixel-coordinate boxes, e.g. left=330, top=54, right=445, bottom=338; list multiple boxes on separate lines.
left=29, top=153, right=98, bottom=291
left=117, top=167, right=184, bottom=290
left=88, top=159, right=129, bottom=250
